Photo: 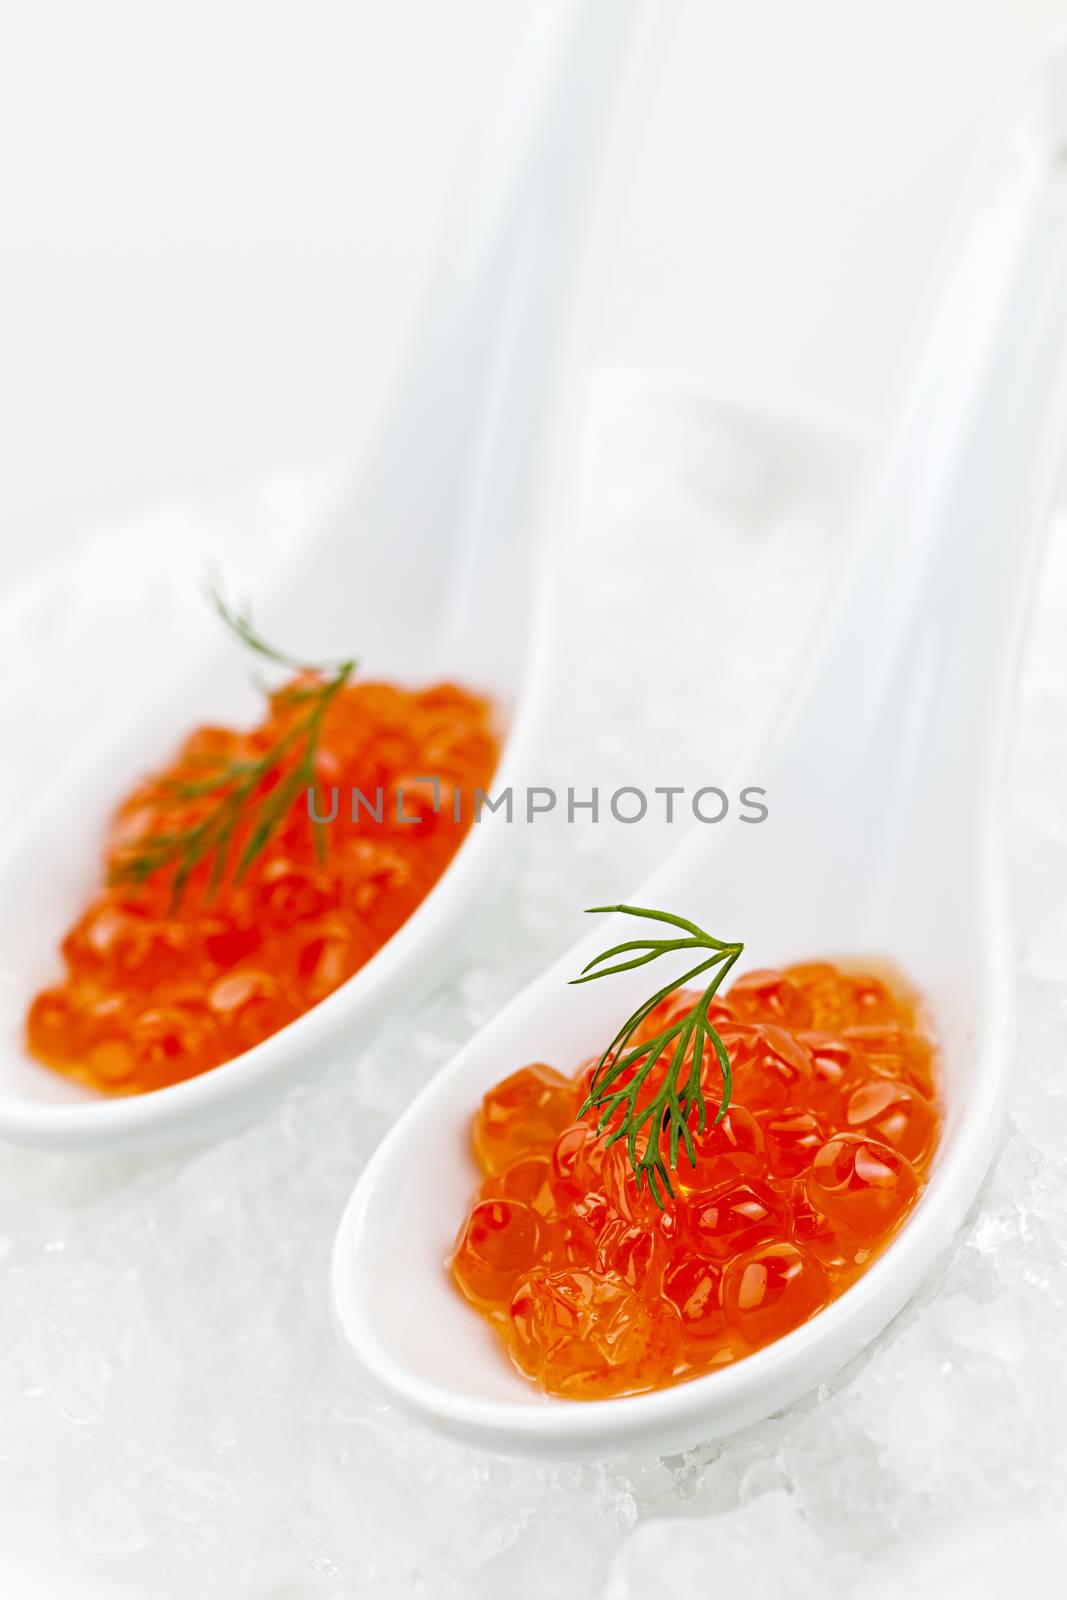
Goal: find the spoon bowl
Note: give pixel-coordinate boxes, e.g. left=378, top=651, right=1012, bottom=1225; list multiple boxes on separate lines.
left=332, top=35, right=1067, bottom=1456
left=329, top=724, right=1011, bottom=1458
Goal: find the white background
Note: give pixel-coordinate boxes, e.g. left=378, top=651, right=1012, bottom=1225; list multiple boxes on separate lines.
left=5, top=0, right=1067, bottom=582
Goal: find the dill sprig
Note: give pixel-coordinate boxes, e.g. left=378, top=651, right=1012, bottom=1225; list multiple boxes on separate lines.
left=109, top=585, right=357, bottom=906
left=572, top=904, right=744, bottom=1208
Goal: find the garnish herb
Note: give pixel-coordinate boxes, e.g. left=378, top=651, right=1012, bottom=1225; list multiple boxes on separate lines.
left=110, top=585, right=356, bottom=907
left=572, top=904, right=744, bottom=1208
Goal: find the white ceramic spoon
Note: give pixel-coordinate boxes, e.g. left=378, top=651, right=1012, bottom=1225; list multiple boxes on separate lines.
left=0, top=0, right=662, bottom=1148
left=332, top=37, right=1067, bottom=1458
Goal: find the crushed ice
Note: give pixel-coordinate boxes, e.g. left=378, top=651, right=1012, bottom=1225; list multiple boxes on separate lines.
left=0, top=386, right=1063, bottom=1596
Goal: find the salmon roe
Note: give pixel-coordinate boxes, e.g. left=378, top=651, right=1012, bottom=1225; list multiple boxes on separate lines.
left=27, top=679, right=498, bottom=1093
left=449, top=961, right=941, bottom=1399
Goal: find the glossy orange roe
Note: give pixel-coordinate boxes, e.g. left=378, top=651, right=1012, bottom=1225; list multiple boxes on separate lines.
left=27, top=680, right=498, bottom=1093
left=449, top=962, right=941, bottom=1399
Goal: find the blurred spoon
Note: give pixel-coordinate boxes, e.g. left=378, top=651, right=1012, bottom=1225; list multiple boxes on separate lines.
left=0, top=0, right=664, bottom=1147
left=332, top=34, right=1067, bottom=1456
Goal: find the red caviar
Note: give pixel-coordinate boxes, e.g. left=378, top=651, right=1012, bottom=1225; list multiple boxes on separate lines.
left=449, top=961, right=941, bottom=1399
left=27, top=680, right=498, bottom=1093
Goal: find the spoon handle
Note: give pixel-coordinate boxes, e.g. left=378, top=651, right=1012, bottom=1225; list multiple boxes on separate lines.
left=771, top=42, right=1067, bottom=821
left=283, top=0, right=665, bottom=677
